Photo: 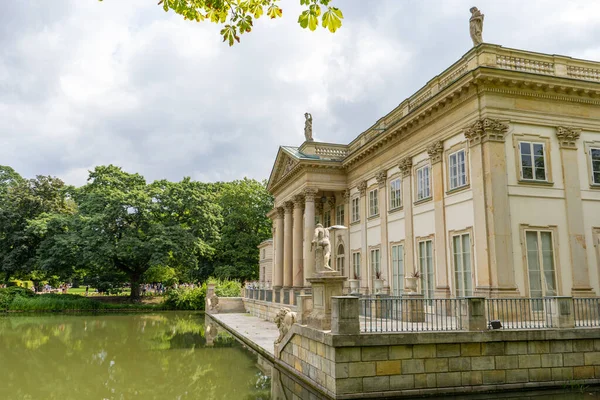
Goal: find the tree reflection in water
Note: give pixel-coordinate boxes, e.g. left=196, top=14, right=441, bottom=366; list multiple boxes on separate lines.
left=0, top=313, right=270, bottom=400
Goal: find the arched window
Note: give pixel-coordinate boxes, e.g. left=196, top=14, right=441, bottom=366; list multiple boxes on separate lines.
left=336, top=244, right=345, bottom=275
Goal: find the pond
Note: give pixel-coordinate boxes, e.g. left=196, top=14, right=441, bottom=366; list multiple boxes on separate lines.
left=0, top=312, right=599, bottom=400
left=0, top=312, right=269, bottom=400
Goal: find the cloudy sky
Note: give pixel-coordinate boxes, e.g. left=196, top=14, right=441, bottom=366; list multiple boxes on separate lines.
left=2, top=0, right=600, bottom=186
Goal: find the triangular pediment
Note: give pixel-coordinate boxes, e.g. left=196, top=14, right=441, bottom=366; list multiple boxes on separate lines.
left=267, top=148, right=300, bottom=191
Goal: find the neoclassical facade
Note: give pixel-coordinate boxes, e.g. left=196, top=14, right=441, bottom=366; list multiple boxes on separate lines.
left=266, top=43, right=600, bottom=300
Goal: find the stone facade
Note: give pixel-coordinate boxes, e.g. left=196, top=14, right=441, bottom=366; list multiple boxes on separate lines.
left=266, top=43, right=600, bottom=298
left=277, top=325, right=600, bottom=398
left=258, top=239, right=273, bottom=288
left=244, top=297, right=297, bottom=322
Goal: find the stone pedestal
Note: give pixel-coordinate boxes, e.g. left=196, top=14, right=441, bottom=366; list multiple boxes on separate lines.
left=401, top=292, right=425, bottom=323
left=546, top=296, right=575, bottom=328
left=460, top=297, right=487, bottom=331
left=306, top=272, right=347, bottom=331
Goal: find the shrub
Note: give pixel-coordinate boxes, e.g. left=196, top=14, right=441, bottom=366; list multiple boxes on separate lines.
left=0, top=286, right=36, bottom=311
left=163, top=287, right=206, bottom=310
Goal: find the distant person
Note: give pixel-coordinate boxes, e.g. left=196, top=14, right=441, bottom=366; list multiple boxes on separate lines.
left=85, top=286, right=89, bottom=297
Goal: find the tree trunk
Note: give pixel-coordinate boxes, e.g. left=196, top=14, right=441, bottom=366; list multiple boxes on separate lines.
left=129, top=273, right=142, bottom=302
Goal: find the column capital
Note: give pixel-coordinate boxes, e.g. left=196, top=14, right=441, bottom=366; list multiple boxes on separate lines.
left=293, top=194, right=305, bottom=207
left=399, top=157, right=413, bottom=177
left=357, top=181, right=368, bottom=196
left=328, top=195, right=336, bottom=208
left=303, top=187, right=318, bottom=202
left=426, top=141, right=444, bottom=164
left=556, top=126, right=581, bottom=149
left=375, top=170, right=387, bottom=187
left=276, top=207, right=285, bottom=218
left=463, top=118, right=509, bottom=146
left=342, top=189, right=351, bottom=204
left=284, top=201, right=293, bottom=213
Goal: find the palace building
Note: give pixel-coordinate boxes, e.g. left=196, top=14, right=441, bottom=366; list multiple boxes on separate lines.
left=265, top=43, right=600, bottom=301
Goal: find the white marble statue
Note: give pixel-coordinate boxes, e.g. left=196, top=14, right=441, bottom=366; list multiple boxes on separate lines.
left=469, top=7, right=484, bottom=46
left=311, top=223, right=333, bottom=272
left=275, top=307, right=297, bottom=344
left=304, top=112, right=313, bottom=142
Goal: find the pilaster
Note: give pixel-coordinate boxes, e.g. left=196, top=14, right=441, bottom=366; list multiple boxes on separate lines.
left=399, top=157, right=415, bottom=291
left=376, top=170, right=389, bottom=294
left=343, top=189, right=351, bottom=283
left=464, top=118, right=518, bottom=297
left=358, top=181, right=369, bottom=294
left=427, top=141, right=450, bottom=298
left=556, top=127, right=594, bottom=296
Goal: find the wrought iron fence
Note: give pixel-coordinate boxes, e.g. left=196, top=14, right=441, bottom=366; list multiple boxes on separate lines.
left=485, top=298, right=554, bottom=329
left=574, top=298, right=600, bottom=327
left=359, top=297, right=465, bottom=333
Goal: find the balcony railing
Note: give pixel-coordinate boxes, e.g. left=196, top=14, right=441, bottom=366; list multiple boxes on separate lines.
left=574, top=297, right=600, bottom=327
left=486, top=298, right=554, bottom=329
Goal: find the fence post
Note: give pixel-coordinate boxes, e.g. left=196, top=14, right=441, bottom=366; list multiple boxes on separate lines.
left=546, top=296, right=575, bottom=328
left=461, top=297, right=487, bottom=331
left=402, top=293, right=425, bottom=322
left=331, top=296, right=360, bottom=334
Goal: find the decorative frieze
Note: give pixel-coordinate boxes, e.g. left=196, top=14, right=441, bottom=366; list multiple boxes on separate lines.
left=399, top=157, right=413, bottom=177
left=463, top=118, right=509, bottom=146
left=303, top=187, right=318, bottom=202
left=426, top=141, right=444, bottom=164
left=556, top=126, right=581, bottom=149
left=357, top=181, right=368, bottom=196
left=375, top=170, right=387, bottom=187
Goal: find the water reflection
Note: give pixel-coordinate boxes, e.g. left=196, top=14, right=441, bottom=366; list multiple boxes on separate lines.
left=0, top=313, right=269, bottom=400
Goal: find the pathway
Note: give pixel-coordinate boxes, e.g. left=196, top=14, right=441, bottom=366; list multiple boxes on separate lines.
left=209, top=313, right=278, bottom=358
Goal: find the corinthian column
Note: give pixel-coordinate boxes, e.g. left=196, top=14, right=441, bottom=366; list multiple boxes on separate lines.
left=273, top=207, right=284, bottom=290
left=292, top=195, right=304, bottom=289
left=556, top=127, right=594, bottom=296
left=283, top=201, right=293, bottom=288
left=427, top=140, right=450, bottom=298
left=376, top=170, right=389, bottom=293
left=303, top=188, right=318, bottom=286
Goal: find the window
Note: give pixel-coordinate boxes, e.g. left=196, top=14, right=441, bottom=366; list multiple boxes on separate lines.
left=418, top=240, right=434, bottom=299
left=369, top=189, right=379, bottom=217
left=452, top=233, right=472, bottom=297
left=590, top=148, right=600, bottom=185
left=389, top=178, right=402, bottom=210
left=352, top=252, right=361, bottom=279
left=262, top=249, right=265, bottom=259
left=416, top=165, right=431, bottom=201
left=323, top=210, right=331, bottom=228
left=336, top=204, right=345, bottom=226
left=351, top=197, right=360, bottom=223
left=370, top=249, right=381, bottom=278
left=336, top=244, right=345, bottom=275
left=525, top=230, right=557, bottom=299
left=519, top=142, right=547, bottom=181
left=448, top=150, right=467, bottom=190
left=391, top=244, right=404, bottom=296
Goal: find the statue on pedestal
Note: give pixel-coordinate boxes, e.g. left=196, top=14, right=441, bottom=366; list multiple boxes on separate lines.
left=304, top=112, right=313, bottom=142
left=311, top=223, right=333, bottom=272
left=469, top=7, right=484, bottom=46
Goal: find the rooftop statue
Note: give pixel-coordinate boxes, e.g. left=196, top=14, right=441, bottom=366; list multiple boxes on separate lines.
left=469, top=7, right=484, bottom=47
left=304, top=112, right=313, bottom=142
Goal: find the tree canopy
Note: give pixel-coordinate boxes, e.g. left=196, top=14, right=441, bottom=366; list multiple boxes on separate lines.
left=99, top=0, right=343, bottom=46
left=0, top=164, right=273, bottom=300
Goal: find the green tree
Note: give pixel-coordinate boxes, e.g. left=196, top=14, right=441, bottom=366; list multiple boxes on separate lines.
left=99, top=0, right=343, bottom=46
left=0, top=170, right=73, bottom=284
left=55, top=165, right=204, bottom=300
left=213, top=179, right=273, bottom=281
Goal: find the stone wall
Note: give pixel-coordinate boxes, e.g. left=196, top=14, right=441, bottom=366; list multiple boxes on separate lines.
left=277, top=325, right=600, bottom=399
left=244, top=298, right=297, bottom=322
left=218, top=297, right=246, bottom=313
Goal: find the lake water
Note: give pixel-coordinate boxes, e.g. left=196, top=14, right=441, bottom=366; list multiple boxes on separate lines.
left=0, top=312, right=598, bottom=400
